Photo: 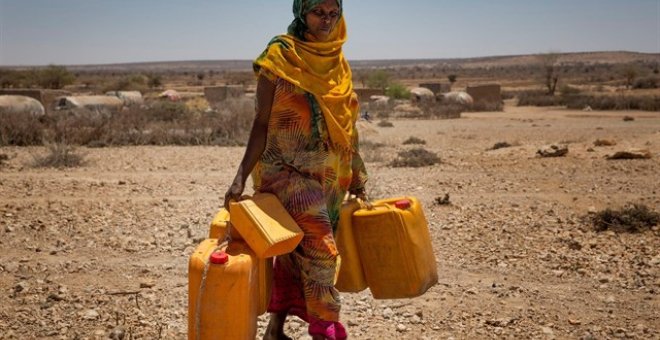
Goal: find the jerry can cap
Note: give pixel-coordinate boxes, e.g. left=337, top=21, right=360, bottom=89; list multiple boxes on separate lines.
left=394, top=199, right=411, bottom=210
left=210, top=251, right=229, bottom=264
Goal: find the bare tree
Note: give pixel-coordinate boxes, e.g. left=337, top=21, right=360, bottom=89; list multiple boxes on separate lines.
left=623, top=65, right=638, bottom=90
left=538, top=52, right=560, bottom=95
left=447, top=74, right=457, bottom=89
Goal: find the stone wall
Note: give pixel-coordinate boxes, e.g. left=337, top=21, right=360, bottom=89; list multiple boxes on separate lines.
left=354, top=88, right=385, bottom=102
left=203, top=86, right=244, bottom=108
left=466, top=84, right=501, bottom=103
left=419, top=82, right=451, bottom=95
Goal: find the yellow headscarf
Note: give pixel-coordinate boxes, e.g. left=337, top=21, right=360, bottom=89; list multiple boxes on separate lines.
left=254, top=16, right=358, bottom=154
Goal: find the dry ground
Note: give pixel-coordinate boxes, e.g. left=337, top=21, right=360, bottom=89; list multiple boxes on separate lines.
left=0, top=105, right=658, bottom=339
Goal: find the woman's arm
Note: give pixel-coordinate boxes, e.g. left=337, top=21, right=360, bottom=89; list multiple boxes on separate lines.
left=348, top=131, right=369, bottom=200
left=223, top=75, right=276, bottom=209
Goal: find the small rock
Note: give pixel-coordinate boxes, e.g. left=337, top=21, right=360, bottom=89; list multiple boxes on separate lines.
left=537, top=144, right=569, bottom=158
left=14, top=281, right=29, bottom=293
left=81, top=309, right=100, bottom=320
left=139, top=281, right=156, bottom=289
left=383, top=307, right=394, bottom=319
left=109, top=326, right=126, bottom=340
left=568, top=319, right=581, bottom=325
left=396, top=323, right=407, bottom=332
left=541, top=326, right=555, bottom=338
left=594, top=139, right=616, bottom=147
left=3, top=262, right=18, bottom=273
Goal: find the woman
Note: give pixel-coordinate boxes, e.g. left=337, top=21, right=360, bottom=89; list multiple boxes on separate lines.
left=224, top=0, right=367, bottom=339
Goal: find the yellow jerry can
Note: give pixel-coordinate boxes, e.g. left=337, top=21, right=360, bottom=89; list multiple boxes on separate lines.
left=352, top=196, right=438, bottom=299
left=209, top=208, right=242, bottom=240
left=229, top=193, right=303, bottom=259
left=188, top=239, right=272, bottom=340
left=335, top=198, right=368, bottom=292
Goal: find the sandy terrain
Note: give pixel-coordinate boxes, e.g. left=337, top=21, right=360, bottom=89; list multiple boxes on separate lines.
left=0, top=105, right=658, bottom=339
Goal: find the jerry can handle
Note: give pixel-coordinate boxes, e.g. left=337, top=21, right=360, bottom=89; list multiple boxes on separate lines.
left=356, top=196, right=375, bottom=211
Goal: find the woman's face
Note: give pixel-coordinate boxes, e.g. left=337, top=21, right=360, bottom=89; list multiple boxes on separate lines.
left=305, top=0, right=340, bottom=42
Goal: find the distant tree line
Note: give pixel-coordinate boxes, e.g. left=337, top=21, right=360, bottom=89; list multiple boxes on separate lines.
left=0, top=65, right=76, bottom=89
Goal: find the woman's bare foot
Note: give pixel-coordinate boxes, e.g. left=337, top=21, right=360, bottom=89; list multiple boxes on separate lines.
left=263, top=313, right=290, bottom=340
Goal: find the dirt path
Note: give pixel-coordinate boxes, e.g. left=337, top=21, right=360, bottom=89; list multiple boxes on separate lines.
left=1, top=107, right=658, bottom=339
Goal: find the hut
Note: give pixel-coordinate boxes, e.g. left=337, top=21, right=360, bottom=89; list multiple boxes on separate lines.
left=439, top=91, right=474, bottom=106
left=105, top=91, right=144, bottom=106
left=55, top=95, right=123, bottom=112
left=409, top=87, right=435, bottom=104
left=0, top=95, right=45, bottom=116
left=0, top=89, right=71, bottom=113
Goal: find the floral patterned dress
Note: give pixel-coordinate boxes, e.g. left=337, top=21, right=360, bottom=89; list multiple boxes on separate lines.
left=251, top=70, right=367, bottom=323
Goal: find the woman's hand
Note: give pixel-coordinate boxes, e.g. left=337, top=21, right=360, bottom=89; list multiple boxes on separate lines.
left=223, top=178, right=245, bottom=210
left=349, top=187, right=368, bottom=201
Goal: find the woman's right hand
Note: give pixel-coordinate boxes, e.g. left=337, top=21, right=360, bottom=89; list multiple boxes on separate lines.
left=223, top=179, right=245, bottom=210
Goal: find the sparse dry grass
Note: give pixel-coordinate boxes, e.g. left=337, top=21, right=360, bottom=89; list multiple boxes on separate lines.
left=402, top=136, right=426, bottom=145
left=0, top=153, right=8, bottom=168
left=0, top=112, right=44, bottom=146
left=390, top=147, right=440, bottom=168
left=1, top=98, right=254, bottom=147
left=490, top=141, right=513, bottom=150
left=359, top=139, right=387, bottom=163
left=31, top=142, right=86, bottom=169
left=377, top=120, right=394, bottom=128
left=590, top=204, right=660, bottom=233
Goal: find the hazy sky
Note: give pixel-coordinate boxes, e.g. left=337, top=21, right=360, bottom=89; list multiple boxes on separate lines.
left=0, top=0, right=658, bottom=66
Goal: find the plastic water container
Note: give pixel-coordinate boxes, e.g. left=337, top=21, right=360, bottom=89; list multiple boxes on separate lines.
left=335, top=199, right=368, bottom=292
left=352, top=196, right=438, bottom=299
left=188, top=239, right=271, bottom=340
left=209, top=208, right=242, bottom=240
left=230, top=193, right=303, bottom=258
left=208, top=210, right=272, bottom=313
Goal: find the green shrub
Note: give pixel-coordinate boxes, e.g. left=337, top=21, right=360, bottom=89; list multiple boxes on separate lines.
left=37, top=65, right=76, bottom=89
left=366, top=70, right=391, bottom=90
left=149, top=101, right=190, bottom=122
left=385, top=83, right=410, bottom=100
left=390, top=148, right=440, bottom=168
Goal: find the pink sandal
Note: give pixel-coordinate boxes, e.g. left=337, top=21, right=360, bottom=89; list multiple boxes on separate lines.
left=308, top=318, right=347, bottom=340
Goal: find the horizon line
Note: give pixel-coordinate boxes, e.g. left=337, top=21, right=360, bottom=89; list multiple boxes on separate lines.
left=1, top=50, right=658, bottom=68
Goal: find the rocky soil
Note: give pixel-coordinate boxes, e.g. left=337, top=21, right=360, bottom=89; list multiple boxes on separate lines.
left=1, top=106, right=658, bottom=339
